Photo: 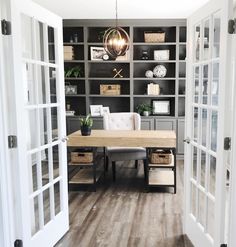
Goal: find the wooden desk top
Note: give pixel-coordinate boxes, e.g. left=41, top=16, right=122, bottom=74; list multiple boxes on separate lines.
left=67, top=130, right=176, bottom=148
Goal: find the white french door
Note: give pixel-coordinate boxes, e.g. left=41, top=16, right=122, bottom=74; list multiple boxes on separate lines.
left=184, top=0, right=232, bottom=246
left=10, top=0, right=69, bottom=246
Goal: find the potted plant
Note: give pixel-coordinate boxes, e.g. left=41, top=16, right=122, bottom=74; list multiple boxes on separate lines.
left=65, top=66, right=83, bottom=78
left=80, top=114, right=93, bottom=136
left=136, top=103, right=152, bottom=116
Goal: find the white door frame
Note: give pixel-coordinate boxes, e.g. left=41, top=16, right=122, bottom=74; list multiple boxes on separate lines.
left=0, top=0, right=15, bottom=246
left=228, top=16, right=236, bottom=246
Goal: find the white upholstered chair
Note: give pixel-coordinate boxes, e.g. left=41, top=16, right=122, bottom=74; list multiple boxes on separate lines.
left=103, top=112, right=147, bottom=181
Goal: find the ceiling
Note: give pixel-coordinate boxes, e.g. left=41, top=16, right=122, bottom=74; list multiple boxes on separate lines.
left=33, top=0, right=211, bottom=19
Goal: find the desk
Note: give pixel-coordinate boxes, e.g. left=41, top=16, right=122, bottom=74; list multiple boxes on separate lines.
left=67, top=130, right=177, bottom=193
left=67, top=130, right=176, bottom=148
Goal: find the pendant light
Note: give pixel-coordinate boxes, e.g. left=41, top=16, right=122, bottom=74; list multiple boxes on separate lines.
left=103, top=0, right=130, bottom=58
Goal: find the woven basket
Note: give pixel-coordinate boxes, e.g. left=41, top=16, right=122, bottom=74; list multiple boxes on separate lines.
left=150, top=150, right=172, bottom=164
left=71, top=152, right=93, bottom=163
left=144, top=32, right=165, bottom=43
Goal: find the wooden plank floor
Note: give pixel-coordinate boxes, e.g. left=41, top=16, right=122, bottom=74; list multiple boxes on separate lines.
left=56, top=160, right=194, bottom=247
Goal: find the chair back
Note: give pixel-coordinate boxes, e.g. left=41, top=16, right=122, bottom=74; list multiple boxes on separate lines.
left=103, top=112, right=141, bottom=130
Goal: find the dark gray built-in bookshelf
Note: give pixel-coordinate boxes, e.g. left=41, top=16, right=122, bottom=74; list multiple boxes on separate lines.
left=63, top=19, right=186, bottom=154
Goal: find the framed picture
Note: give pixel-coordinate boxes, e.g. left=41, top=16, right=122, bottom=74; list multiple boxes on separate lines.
left=65, top=85, right=77, bottom=95
left=152, top=99, right=170, bottom=115
left=101, top=106, right=110, bottom=115
left=154, top=50, right=170, bottom=61
left=90, top=105, right=103, bottom=116
left=90, top=47, right=107, bottom=61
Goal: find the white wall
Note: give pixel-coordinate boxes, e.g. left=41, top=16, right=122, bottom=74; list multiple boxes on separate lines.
left=33, top=0, right=210, bottom=19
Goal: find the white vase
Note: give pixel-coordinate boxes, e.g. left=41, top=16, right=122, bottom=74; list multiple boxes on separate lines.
left=143, top=111, right=149, bottom=116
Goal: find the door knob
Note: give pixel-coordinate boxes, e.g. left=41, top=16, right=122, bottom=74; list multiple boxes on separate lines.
left=183, top=137, right=190, bottom=144
left=61, top=136, right=69, bottom=142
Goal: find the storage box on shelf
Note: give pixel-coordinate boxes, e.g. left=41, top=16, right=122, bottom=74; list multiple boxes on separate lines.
left=71, top=150, right=93, bottom=163
left=100, top=84, right=121, bottom=95
left=144, top=32, right=165, bottom=43
left=150, top=150, right=172, bottom=164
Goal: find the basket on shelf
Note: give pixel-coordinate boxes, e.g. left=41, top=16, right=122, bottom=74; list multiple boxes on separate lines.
left=71, top=151, right=93, bottom=163
left=100, top=84, right=121, bottom=95
left=144, top=32, right=165, bottom=43
left=150, top=149, right=172, bottom=164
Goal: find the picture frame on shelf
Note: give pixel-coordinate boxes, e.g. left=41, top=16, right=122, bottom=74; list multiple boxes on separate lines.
left=65, top=84, right=77, bottom=95
left=66, top=110, right=75, bottom=116
left=101, top=106, right=110, bottom=115
left=90, top=105, right=103, bottom=116
left=152, top=99, right=170, bottom=115
left=90, top=47, right=107, bottom=61
left=154, top=50, right=170, bottom=61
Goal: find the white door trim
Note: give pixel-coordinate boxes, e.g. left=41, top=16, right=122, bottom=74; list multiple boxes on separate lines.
left=0, top=1, right=15, bottom=245
left=228, top=32, right=236, bottom=247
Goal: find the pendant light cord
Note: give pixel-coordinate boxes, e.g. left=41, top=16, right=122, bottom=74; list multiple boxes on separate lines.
left=116, top=0, right=118, bottom=28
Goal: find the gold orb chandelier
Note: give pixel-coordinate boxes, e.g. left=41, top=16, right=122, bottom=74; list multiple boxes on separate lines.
left=103, top=0, right=130, bottom=58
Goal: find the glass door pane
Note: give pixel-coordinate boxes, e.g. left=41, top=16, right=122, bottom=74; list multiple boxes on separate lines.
left=203, top=19, right=210, bottom=60
left=195, top=25, right=201, bottom=62
left=213, top=12, right=221, bottom=58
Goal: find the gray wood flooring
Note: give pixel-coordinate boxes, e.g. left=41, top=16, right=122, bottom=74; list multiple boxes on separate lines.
left=56, top=160, right=194, bottom=247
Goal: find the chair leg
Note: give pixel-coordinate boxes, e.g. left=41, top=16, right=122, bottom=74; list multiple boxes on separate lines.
left=112, top=161, right=116, bottom=181
left=135, top=160, right=138, bottom=169
left=105, top=156, right=109, bottom=172
left=143, top=159, right=147, bottom=181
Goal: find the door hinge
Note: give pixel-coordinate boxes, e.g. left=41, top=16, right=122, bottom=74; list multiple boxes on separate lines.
left=224, top=137, right=231, bottom=150
left=14, top=239, right=23, bottom=247
left=228, top=19, right=236, bottom=34
left=1, top=19, right=11, bottom=35
left=8, top=135, right=17, bottom=149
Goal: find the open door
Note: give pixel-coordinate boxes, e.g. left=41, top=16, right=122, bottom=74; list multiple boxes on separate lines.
left=184, top=0, right=233, bottom=246
left=9, top=0, right=69, bottom=246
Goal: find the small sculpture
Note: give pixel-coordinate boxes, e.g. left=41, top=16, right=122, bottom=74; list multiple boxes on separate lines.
left=145, top=70, right=153, bottom=78
left=113, top=68, right=123, bottom=78
left=141, top=50, right=149, bottom=60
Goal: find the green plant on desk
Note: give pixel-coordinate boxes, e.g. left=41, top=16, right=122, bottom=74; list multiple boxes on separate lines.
left=80, top=114, right=93, bottom=136
left=80, top=114, right=93, bottom=127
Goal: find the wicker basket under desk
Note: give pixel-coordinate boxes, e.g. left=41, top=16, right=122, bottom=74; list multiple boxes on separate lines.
left=71, top=151, right=93, bottom=164
left=150, top=150, right=172, bottom=164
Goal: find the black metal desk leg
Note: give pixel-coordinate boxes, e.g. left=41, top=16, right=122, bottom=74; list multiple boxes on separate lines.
left=112, top=161, right=116, bottom=181
left=145, top=148, right=149, bottom=192
left=93, top=147, right=97, bottom=192
left=173, top=148, right=177, bottom=194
